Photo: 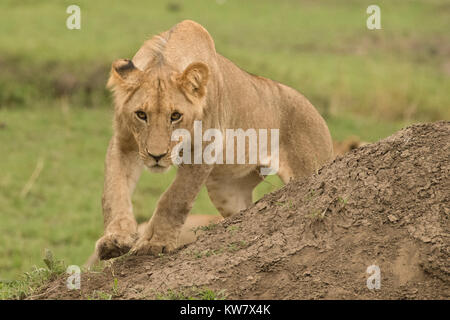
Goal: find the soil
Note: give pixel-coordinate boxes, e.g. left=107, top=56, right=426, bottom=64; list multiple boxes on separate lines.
left=34, top=121, right=449, bottom=300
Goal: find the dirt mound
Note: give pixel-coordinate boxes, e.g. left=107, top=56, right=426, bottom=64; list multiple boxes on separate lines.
left=35, top=121, right=449, bottom=300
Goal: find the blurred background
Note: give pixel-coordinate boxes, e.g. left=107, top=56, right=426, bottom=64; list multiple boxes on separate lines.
left=0, top=0, right=448, bottom=280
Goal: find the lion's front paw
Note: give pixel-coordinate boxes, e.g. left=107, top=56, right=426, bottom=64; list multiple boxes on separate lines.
left=130, top=236, right=177, bottom=256
left=96, top=233, right=137, bottom=260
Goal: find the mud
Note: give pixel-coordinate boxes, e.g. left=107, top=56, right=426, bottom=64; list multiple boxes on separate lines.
left=34, top=121, right=449, bottom=299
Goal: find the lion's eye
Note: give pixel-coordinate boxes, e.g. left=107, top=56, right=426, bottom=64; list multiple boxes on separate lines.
left=170, top=112, right=182, bottom=122
left=135, top=111, right=147, bottom=121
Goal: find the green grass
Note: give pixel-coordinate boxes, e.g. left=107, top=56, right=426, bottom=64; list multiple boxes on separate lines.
left=0, top=0, right=448, bottom=287
left=85, top=277, right=120, bottom=300
left=156, top=287, right=227, bottom=300
left=0, top=249, right=66, bottom=299
left=0, top=0, right=448, bottom=120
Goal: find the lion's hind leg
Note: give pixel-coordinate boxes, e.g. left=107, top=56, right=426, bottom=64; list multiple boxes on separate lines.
left=206, top=170, right=263, bottom=218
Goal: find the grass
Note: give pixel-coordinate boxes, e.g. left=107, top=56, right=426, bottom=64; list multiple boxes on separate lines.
left=156, top=287, right=227, bottom=300
left=0, top=250, right=66, bottom=299
left=227, top=240, right=247, bottom=252
left=0, top=0, right=448, bottom=291
left=192, top=221, right=219, bottom=234
left=190, top=248, right=223, bottom=259
left=85, top=277, right=120, bottom=300
left=309, top=209, right=327, bottom=221
left=87, top=290, right=112, bottom=300
left=0, top=0, right=448, bottom=120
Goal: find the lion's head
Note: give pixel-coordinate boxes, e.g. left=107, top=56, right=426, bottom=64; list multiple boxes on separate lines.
left=107, top=58, right=209, bottom=172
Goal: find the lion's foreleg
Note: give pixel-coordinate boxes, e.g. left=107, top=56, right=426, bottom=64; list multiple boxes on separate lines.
left=131, top=164, right=212, bottom=255
left=95, top=138, right=143, bottom=260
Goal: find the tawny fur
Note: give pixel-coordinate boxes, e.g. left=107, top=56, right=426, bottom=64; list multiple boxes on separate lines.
left=95, top=20, right=333, bottom=260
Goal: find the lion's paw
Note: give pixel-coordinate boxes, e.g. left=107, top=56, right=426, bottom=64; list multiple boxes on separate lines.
left=96, top=233, right=137, bottom=260
left=130, top=237, right=177, bottom=256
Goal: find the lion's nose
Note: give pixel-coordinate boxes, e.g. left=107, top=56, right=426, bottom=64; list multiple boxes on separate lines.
left=147, top=150, right=167, bottom=162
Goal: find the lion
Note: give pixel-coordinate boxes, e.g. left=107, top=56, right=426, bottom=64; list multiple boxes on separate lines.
left=95, top=20, right=333, bottom=260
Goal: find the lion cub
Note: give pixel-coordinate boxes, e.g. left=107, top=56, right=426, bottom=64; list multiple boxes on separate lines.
left=95, top=20, right=333, bottom=260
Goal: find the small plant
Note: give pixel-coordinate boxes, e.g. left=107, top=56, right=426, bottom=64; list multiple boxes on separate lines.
left=42, top=249, right=66, bottom=274
left=113, top=251, right=133, bottom=263
left=228, top=243, right=238, bottom=252
left=305, top=189, right=316, bottom=201
left=87, top=290, right=113, bottom=300
left=192, top=222, right=218, bottom=235
left=274, top=201, right=294, bottom=209
left=197, top=288, right=227, bottom=300
left=85, top=278, right=120, bottom=300
left=309, top=209, right=326, bottom=221
left=201, top=222, right=218, bottom=232
left=226, top=225, right=239, bottom=234
left=0, top=249, right=66, bottom=299
left=227, top=241, right=247, bottom=252
left=156, top=289, right=193, bottom=300
left=83, top=262, right=104, bottom=273
left=194, top=251, right=204, bottom=259
left=192, top=248, right=222, bottom=259
left=156, top=287, right=227, bottom=300
left=112, top=278, right=120, bottom=297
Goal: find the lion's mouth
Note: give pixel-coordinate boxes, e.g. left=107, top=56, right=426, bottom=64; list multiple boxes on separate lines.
left=146, top=162, right=170, bottom=173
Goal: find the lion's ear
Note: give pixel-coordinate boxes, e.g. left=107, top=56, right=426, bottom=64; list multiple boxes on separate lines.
left=107, top=59, right=141, bottom=91
left=177, top=62, right=209, bottom=101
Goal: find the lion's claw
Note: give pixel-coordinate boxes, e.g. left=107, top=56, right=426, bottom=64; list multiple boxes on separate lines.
left=96, top=233, right=137, bottom=260
left=130, top=238, right=176, bottom=256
